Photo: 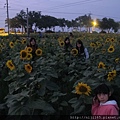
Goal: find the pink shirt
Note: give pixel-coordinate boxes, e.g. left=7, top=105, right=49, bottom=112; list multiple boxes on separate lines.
left=92, top=100, right=119, bottom=115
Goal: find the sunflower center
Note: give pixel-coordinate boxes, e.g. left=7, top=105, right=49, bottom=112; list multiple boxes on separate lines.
left=27, top=66, right=31, bottom=70
left=11, top=43, right=13, bottom=46
left=37, top=51, right=41, bottom=54
left=73, top=50, right=76, bottom=54
left=109, top=48, right=113, bottom=51
left=28, top=55, right=30, bottom=58
left=9, top=63, right=14, bottom=67
left=79, top=86, right=87, bottom=92
left=22, top=52, right=27, bottom=58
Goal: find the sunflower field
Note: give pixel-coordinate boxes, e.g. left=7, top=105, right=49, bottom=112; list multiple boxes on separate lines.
left=0, top=33, right=120, bottom=117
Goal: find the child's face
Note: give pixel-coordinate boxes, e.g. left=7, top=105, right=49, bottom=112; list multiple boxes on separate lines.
left=97, top=93, right=109, bottom=103
left=31, top=40, right=35, bottom=45
left=77, top=43, right=81, bottom=48
left=65, top=40, right=69, bottom=44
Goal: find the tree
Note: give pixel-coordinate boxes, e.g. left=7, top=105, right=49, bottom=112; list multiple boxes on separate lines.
left=75, top=16, right=84, bottom=32
left=28, top=11, right=42, bottom=32
left=15, top=10, right=27, bottom=33
left=57, top=18, right=66, bottom=32
left=75, top=14, right=93, bottom=33
left=99, top=17, right=119, bottom=33
left=65, top=20, right=72, bottom=32
left=9, top=17, right=21, bottom=33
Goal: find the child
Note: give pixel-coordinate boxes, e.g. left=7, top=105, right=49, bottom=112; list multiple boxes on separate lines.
left=64, top=37, right=73, bottom=52
left=26, top=38, right=38, bottom=53
left=91, top=83, right=119, bottom=115
left=76, top=39, right=89, bottom=59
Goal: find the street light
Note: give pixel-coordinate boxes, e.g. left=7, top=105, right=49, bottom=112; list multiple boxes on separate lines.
left=93, top=20, right=97, bottom=27
left=92, top=19, right=97, bottom=33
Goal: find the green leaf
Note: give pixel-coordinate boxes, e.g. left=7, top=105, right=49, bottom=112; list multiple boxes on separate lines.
left=47, top=71, right=58, bottom=78
left=83, top=70, right=93, bottom=77
left=68, top=97, right=78, bottom=104
left=46, top=81, right=59, bottom=91
left=71, top=100, right=82, bottom=109
left=28, top=99, right=55, bottom=114
left=18, top=73, right=25, bottom=77
left=29, top=76, right=35, bottom=80
left=8, top=102, right=22, bottom=115
left=74, top=104, right=85, bottom=114
left=84, top=96, right=93, bottom=104
left=51, top=97, right=58, bottom=103
left=60, top=101, right=68, bottom=106
left=69, top=76, right=75, bottom=81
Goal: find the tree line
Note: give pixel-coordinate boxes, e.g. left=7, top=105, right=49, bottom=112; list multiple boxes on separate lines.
left=5, top=10, right=120, bottom=33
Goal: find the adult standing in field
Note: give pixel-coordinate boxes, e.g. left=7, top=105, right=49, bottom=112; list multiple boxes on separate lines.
left=64, top=37, right=73, bottom=53
left=75, top=39, right=89, bottom=60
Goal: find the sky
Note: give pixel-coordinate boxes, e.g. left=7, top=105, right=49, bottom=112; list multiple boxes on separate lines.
left=0, top=0, right=120, bottom=29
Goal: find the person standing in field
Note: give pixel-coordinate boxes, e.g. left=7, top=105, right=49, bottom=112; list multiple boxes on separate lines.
left=26, top=37, right=38, bottom=58
left=91, top=83, right=119, bottom=116
left=76, top=39, right=89, bottom=60
left=64, top=37, right=73, bottom=53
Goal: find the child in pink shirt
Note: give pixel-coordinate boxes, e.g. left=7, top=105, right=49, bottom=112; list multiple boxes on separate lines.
left=91, top=84, right=119, bottom=116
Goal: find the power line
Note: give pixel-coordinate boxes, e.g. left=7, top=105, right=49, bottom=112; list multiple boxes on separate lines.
left=43, top=0, right=103, bottom=11
left=40, top=11, right=120, bottom=21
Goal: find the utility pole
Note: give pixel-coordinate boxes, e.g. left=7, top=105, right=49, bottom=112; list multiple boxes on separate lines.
left=27, top=8, right=29, bottom=38
left=88, top=13, right=92, bottom=33
left=6, top=0, right=9, bottom=35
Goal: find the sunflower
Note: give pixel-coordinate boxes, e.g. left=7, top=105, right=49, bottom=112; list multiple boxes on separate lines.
left=96, top=42, right=102, bottom=47
left=27, top=53, right=32, bottom=60
left=35, top=48, right=42, bottom=56
left=25, top=64, right=32, bottom=73
left=115, top=58, right=119, bottom=63
left=58, top=37, right=63, bottom=43
left=75, top=82, right=91, bottom=96
left=107, top=70, right=116, bottom=81
left=9, top=42, right=14, bottom=48
left=110, top=38, right=115, bottom=43
left=26, top=47, right=32, bottom=53
left=59, top=41, right=64, bottom=47
left=108, top=45, right=115, bottom=53
left=0, top=44, right=2, bottom=48
left=90, top=42, right=96, bottom=48
left=21, top=39, right=27, bottom=44
left=20, top=50, right=28, bottom=60
left=71, top=48, right=78, bottom=56
left=105, top=38, right=110, bottom=43
left=98, top=62, right=106, bottom=69
left=107, top=75, right=114, bottom=81
left=110, top=70, right=116, bottom=77
left=101, top=49, right=106, bottom=54
left=15, top=39, right=21, bottom=44
left=6, top=60, right=15, bottom=71
left=2, top=43, right=6, bottom=49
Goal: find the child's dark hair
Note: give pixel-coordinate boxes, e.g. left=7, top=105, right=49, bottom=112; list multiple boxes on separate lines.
left=94, top=83, right=110, bottom=95
left=30, top=37, right=36, bottom=43
left=76, top=39, right=84, bottom=53
left=64, top=37, right=70, bottom=45
left=94, top=83, right=116, bottom=101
